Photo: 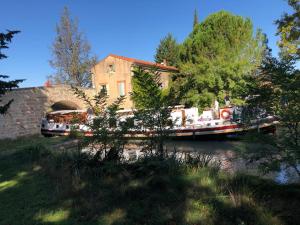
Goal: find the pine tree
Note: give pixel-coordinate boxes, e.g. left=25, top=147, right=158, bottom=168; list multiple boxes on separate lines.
left=49, top=7, right=97, bottom=87
left=0, top=30, right=23, bottom=114
left=177, top=11, right=265, bottom=109
left=154, top=33, right=179, bottom=67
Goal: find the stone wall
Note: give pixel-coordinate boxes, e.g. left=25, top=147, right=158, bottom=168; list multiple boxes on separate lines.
left=0, top=85, right=96, bottom=139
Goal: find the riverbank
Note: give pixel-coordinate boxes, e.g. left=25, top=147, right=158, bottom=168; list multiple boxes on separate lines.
left=0, top=136, right=300, bottom=225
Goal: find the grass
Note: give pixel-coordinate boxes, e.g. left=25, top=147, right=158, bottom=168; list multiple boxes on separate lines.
left=0, top=137, right=300, bottom=225
left=0, top=135, right=69, bottom=155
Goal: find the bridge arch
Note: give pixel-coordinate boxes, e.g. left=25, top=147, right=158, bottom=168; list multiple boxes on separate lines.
left=0, top=85, right=96, bottom=139
left=50, top=100, right=81, bottom=111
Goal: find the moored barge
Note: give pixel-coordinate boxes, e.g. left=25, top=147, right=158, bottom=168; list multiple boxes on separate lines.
left=41, top=106, right=278, bottom=138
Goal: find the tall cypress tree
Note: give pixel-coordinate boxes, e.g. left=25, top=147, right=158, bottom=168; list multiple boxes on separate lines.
left=193, top=9, right=199, bottom=28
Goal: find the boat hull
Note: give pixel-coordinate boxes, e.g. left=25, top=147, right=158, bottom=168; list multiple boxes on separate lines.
left=41, top=121, right=277, bottom=139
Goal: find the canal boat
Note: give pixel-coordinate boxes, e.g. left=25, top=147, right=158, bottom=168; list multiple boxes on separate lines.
left=41, top=106, right=278, bottom=138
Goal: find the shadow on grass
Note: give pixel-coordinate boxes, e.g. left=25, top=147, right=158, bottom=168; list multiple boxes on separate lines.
left=0, top=145, right=68, bottom=225
left=0, top=144, right=300, bottom=225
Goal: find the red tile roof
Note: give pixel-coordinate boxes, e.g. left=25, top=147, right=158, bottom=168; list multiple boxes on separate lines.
left=108, top=54, right=179, bottom=72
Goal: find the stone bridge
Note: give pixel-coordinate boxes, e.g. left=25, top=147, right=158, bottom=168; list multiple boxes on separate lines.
left=0, top=85, right=96, bottom=139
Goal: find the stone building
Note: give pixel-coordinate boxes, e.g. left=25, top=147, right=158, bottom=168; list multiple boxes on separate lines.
left=91, top=54, right=179, bottom=109
left=0, top=54, right=178, bottom=139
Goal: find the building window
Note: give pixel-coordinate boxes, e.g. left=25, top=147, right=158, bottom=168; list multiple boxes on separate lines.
left=117, top=81, right=126, bottom=96
left=100, top=84, right=108, bottom=95
left=107, top=64, right=115, bottom=73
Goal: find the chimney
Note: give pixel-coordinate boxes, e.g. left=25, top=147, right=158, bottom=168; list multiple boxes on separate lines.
left=44, top=80, right=52, bottom=87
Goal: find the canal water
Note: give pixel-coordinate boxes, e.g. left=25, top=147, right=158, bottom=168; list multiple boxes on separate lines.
left=124, top=139, right=300, bottom=184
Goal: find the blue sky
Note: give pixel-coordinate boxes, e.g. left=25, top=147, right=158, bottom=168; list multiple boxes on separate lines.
left=0, top=0, right=292, bottom=87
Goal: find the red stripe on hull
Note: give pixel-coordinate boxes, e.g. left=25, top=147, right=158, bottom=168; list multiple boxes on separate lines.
left=42, top=123, right=275, bottom=138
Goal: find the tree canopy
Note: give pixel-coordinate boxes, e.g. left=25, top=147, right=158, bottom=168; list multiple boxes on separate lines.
left=154, top=33, right=180, bottom=67
left=175, top=11, right=265, bottom=109
left=243, top=43, right=300, bottom=176
left=131, top=67, right=174, bottom=155
left=276, top=0, right=300, bottom=59
left=49, top=7, right=97, bottom=87
left=131, top=67, right=166, bottom=110
left=240, top=3, right=300, bottom=176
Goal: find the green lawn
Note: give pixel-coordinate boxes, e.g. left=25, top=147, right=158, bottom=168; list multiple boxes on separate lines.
left=0, top=136, right=299, bottom=225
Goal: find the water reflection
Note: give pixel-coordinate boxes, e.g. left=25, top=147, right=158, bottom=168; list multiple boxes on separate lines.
left=275, top=165, right=300, bottom=184
left=162, top=140, right=300, bottom=184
